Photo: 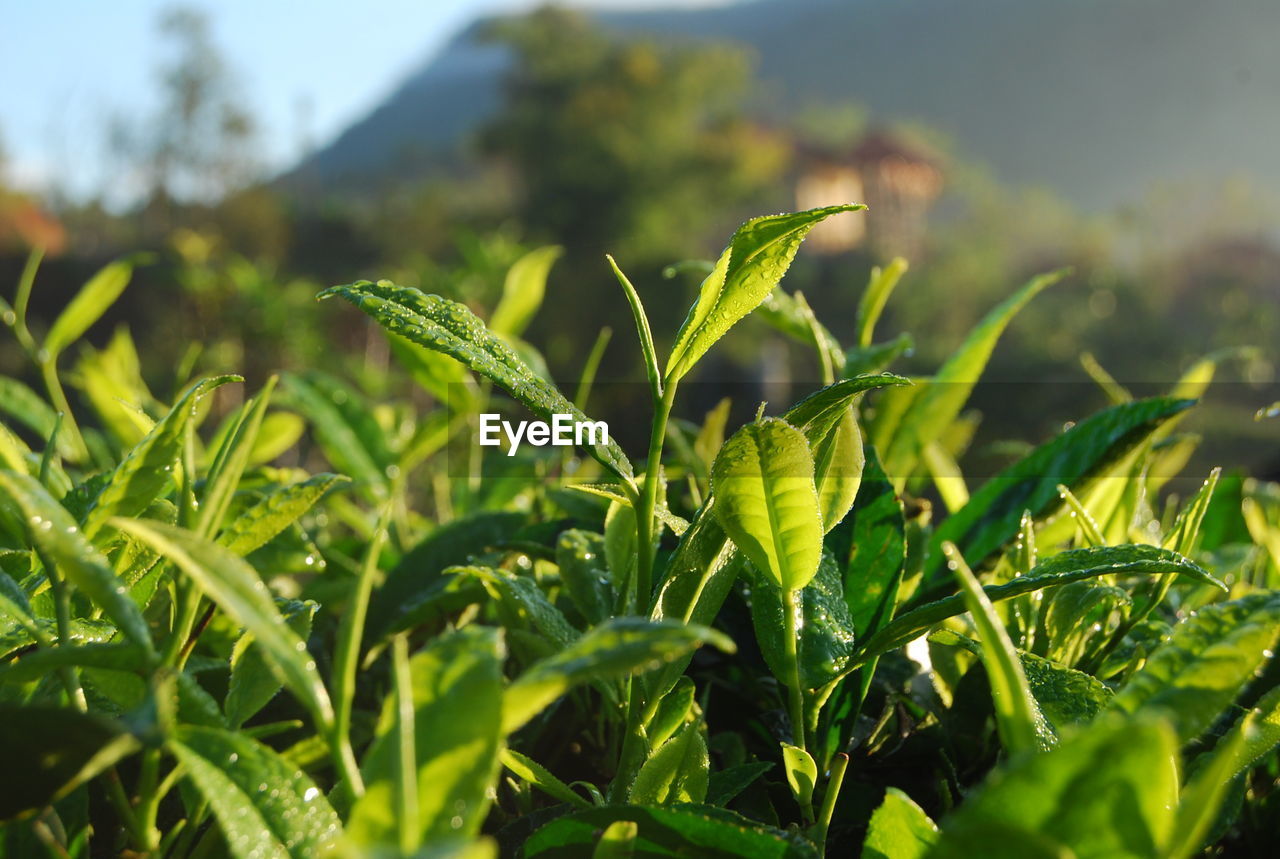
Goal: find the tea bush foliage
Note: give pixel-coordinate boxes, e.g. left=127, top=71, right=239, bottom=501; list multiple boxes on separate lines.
left=1, top=206, right=1278, bottom=857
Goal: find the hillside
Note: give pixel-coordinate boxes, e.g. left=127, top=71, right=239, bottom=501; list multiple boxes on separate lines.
left=288, top=0, right=1280, bottom=211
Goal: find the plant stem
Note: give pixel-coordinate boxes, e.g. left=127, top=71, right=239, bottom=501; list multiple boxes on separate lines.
left=782, top=588, right=806, bottom=750
left=39, top=360, right=88, bottom=464
left=635, top=381, right=677, bottom=614
left=814, top=753, right=850, bottom=853
left=38, top=547, right=88, bottom=711
left=392, top=635, right=419, bottom=855
left=331, top=507, right=392, bottom=804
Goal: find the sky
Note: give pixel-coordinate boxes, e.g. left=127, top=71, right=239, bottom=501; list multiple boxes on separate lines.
left=0, top=0, right=729, bottom=199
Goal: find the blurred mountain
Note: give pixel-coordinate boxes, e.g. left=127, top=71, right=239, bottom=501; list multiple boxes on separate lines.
left=285, top=0, right=1280, bottom=211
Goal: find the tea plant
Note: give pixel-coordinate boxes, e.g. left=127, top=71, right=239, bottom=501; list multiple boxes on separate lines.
left=0, top=205, right=1278, bottom=858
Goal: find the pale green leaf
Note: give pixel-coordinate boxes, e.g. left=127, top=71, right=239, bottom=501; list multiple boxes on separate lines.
left=711, top=417, right=822, bottom=592
left=862, top=787, right=938, bottom=859
left=347, top=626, right=504, bottom=845
left=43, top=259, right=133, bottom=360
left=665, top=205, right=864, bottom=383
left=489, top=245, right=561, bottom=337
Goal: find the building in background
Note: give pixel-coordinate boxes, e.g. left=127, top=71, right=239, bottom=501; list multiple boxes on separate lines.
left=796, top=130, right=942, bottom=260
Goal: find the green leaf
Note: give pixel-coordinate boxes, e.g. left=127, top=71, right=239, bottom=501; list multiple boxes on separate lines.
left=707, top=762, right=774, bottom=807
left=347, top=626, right=504, bottom=845
left=225, top=599, right=318, bottom=728
left=524, top=805, right=818, bottom=858
left=170, top=725, right=340, bottom=858
left=1206, top=683, right=1280, bottom=782
left=218, top=474, right=349, bottom=557
left=665, top=205, right=864, bottom=383
left=457, top=565, right=579, bottom=649
left=0, top=377, right=77, bottom=459
left=1163, top=468, right=1220, bottom=556
left=593, top=821, right=639, bottom=859
left=811, top=407, right=864, bottom=533
left=366, top=511, right=526, bottom=639
left=501, top=748, right=591, bottom=809
left=0, top=470, right=154, bottom=654
left=861, top=545, right=1221, bottom=661
left=880, top=269, right=1066, bottom=482
left=857, top=258, right=908, bottom=349
left=947, top=543, right=1048, bottom=755
left=751, top=550, right=856, bottom=690
left=42, top=259, right=133, bottom=360
left=922, top=397, right=1197, bottom=591
left=1109, top=592, right=1280, bottom=743
left=282, top=372, right=393, bottom=501
left=556, top=529, right=614, bottom=627
left=198, top=377, right=278, bottom=539
left=1165, top=724, right=1248, bottom=859
left=318, top=280, right=633, bottom=481
left=844, top=333, right=914, bottom=378
left=1018, top=650, right=1113, bottom=731
left=930, top=718, right=1178, bottom=859
left=757, top=287, right=845, bottom=375
left=712, top=417, right=822, bottom=593
left=0, top=642, right=150, bottom=683
left=630, top=719, right=709, bottom=806
left=780, top=743, right=817, bottom=809
left=839, top=448, right=906, bottom=640
left=82, top=375, right=240, bottom=538
left=504, top=618, right=733, bottom=733
left=0, top=705, right=140, bottom=821
left=607, top=255, right=663, bottom=403
left=490, top=245, right=561, bottom=337
left=112, top=519, right=334, bottom=730
left=862, top=787, right=938, bottom=859
left=1042, top=582, right=1131, bottom=667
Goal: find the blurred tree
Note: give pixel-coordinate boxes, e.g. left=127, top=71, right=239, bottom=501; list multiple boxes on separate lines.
left=479, top=5, right=788, bottom=266
left=109, top=6, right=258, bottom=221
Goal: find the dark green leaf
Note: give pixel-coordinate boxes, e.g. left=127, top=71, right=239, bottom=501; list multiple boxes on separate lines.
left=0, top=470, right=154, bottom=654
left=922, top=397, right=1197, bottom=591
left=929, top=718, right=1177, bottom=859
left=366, top=511, right=526, bottom=640
left=862, top=545, right=1220, bottom=661
left=225, top=599, right=318, bottom=727
left=505, top=618, right=734, bottom=733
left=1109, top=592, right=1280, bottom=743
left=751, top=551, right=856, bottom=690
left=170, top=725, right=341, bottom=857
left=318, top=281, right=632, bottom=481
left=839, top=448, right=906, bottom=640
left=556, top=529, right=614, bottom=626
left=114, top=519, right=334, bottom=731
left=0, top=705, right=140, bottom=821
left=524, top=805, right=818, bottom=858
